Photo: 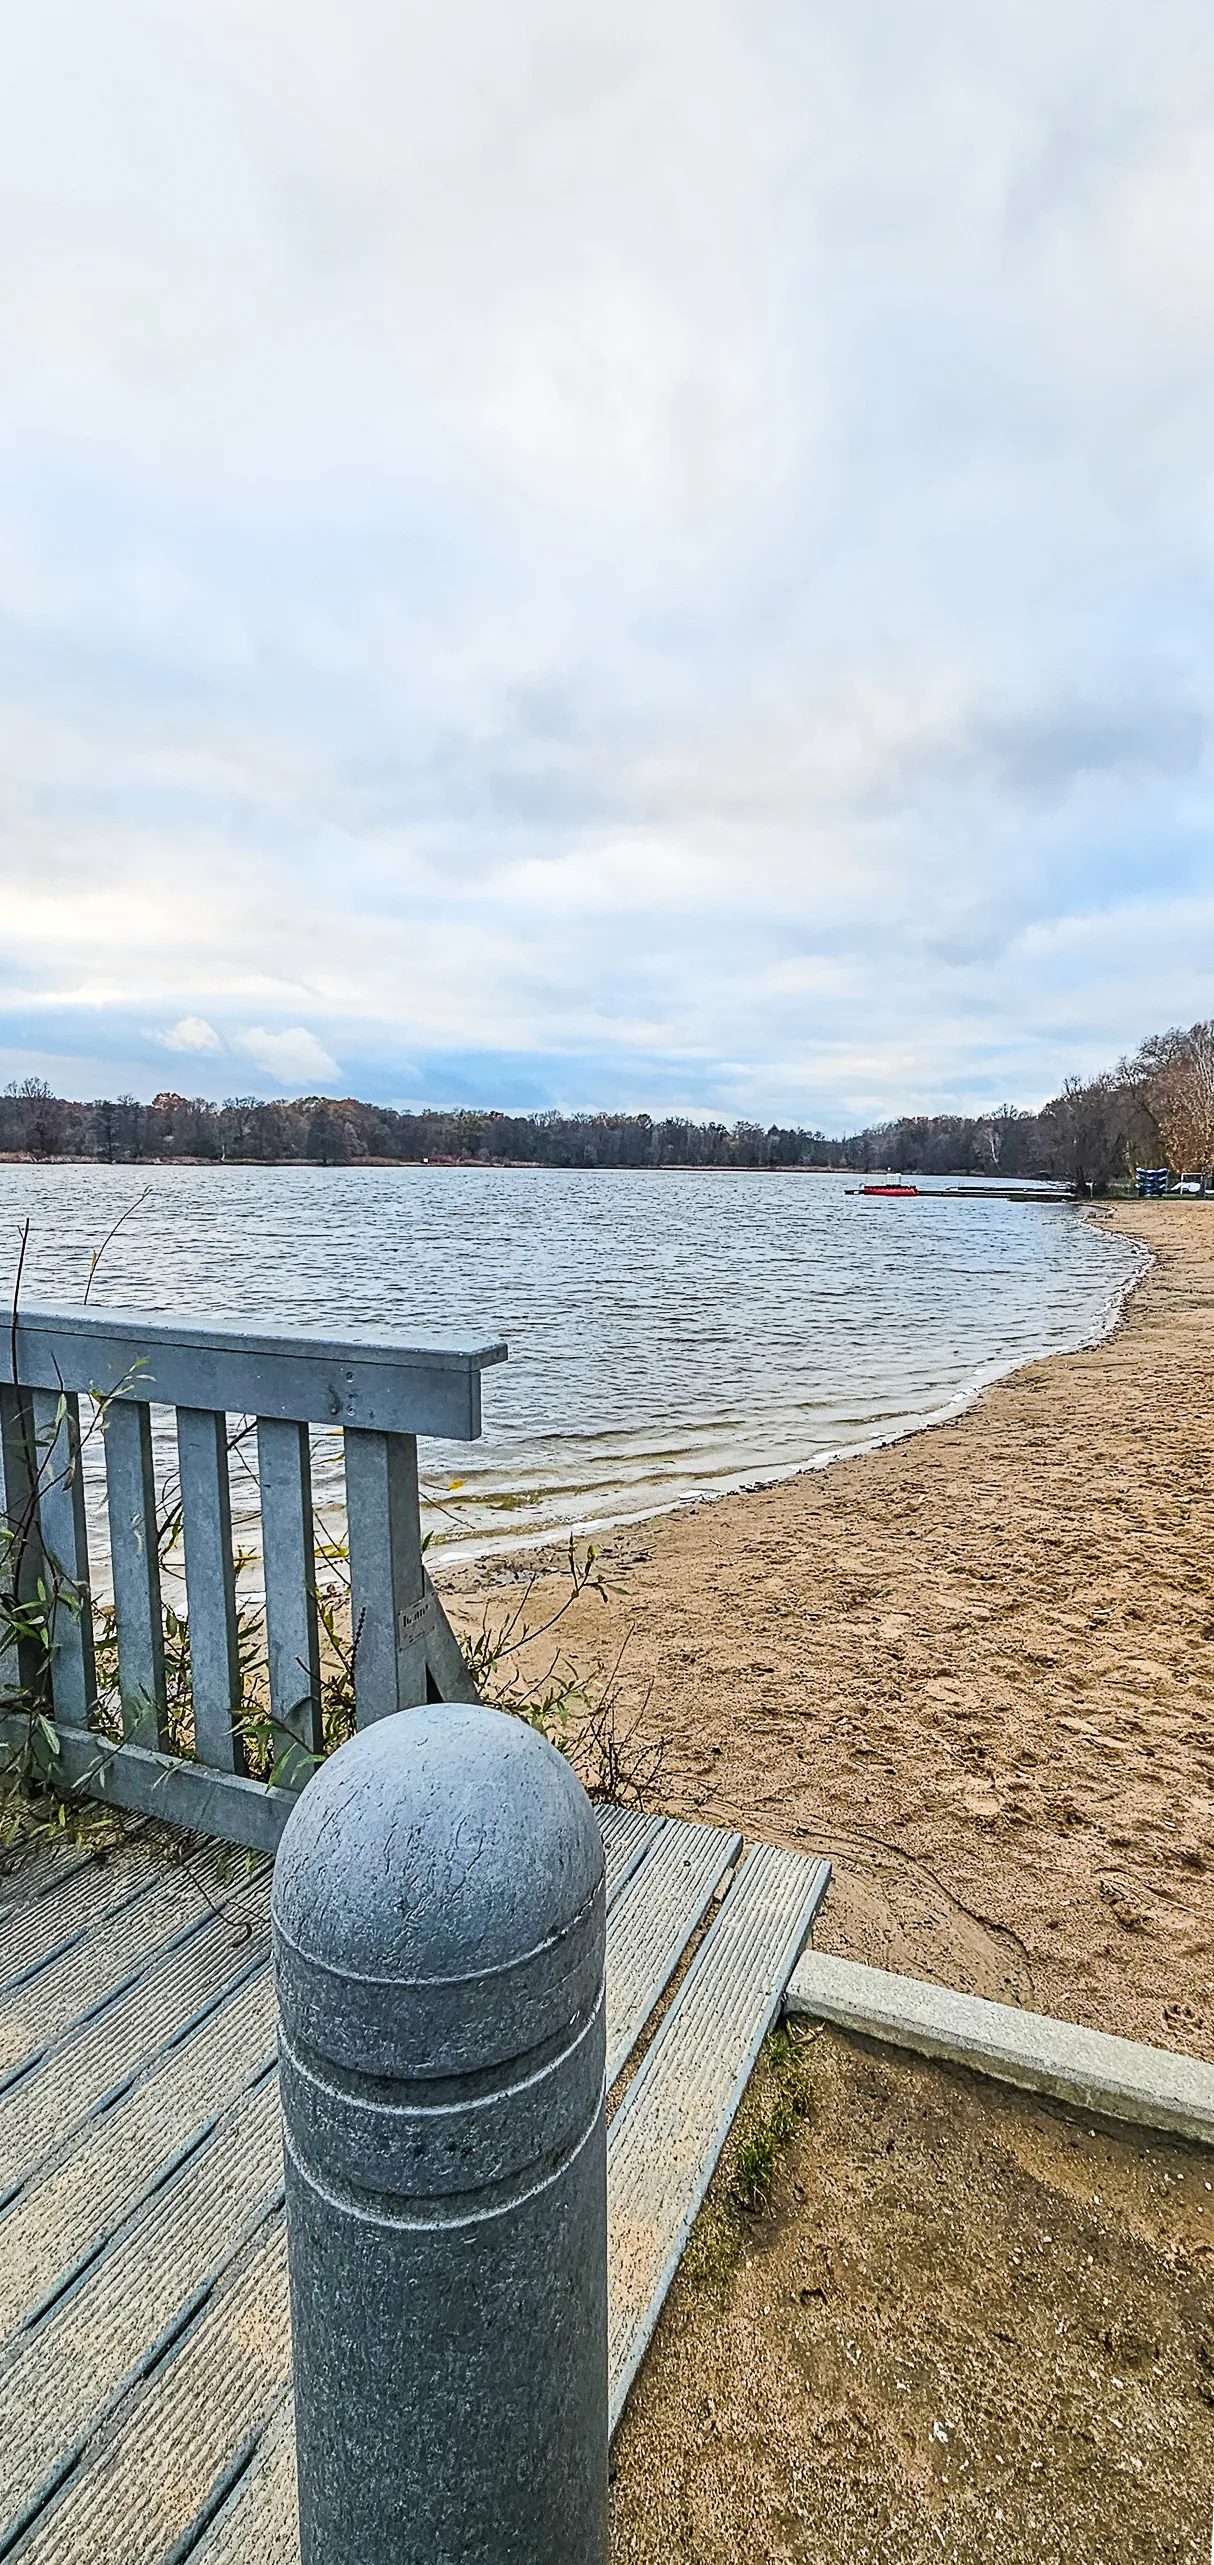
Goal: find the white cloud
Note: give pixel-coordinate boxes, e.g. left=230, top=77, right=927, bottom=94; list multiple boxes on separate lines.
left=236, top=1025, right=340, bottom=1087
left=154, top=1014, right=224, bottom=1054
left=1, top=3, right=1214, bottom=1120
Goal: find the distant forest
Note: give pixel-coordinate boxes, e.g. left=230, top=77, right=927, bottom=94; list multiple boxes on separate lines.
left=4, top=1020, right=1213, bottom=1191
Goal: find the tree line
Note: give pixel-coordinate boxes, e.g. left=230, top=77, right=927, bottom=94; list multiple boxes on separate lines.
left=4, top=1020, right=1213, bottom=1189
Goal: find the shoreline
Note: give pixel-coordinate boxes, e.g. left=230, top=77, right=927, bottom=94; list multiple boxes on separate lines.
left=445, top=1202, right=1214, bottom=2057
left=429, top=1204, right=1147, bottom=1570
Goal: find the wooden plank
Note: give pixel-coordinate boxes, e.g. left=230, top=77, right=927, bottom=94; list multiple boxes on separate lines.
left=0, top=1911, right=271, bottom=2204
left=29, top=1391, right=97, bottom=1733
left=605, top=1846, right=831, bottom=2430
left=5, top=1307, right=507, bottom=1441
left=0, top=2080, right=284, bottom=2557
left=0, top=1383, right=44, bottom=1701
left=0, top=1969, right=276, bottom=2345
left=255, top=1419, right=322, bottom=1783
left=188, top=2397, right=296, bottom=2565
left=0, top=1717, right=301, bottom=1855
left=343, top=1428, right=431, bottom=1723
left=0, top=1840, right=166, bottom=1997
left=14, top=2224, right=291, bottom=2565
left=177, top=1410, right=244, bottom=1776
left=0, top=1843, right=258, bottom=2089
left=0, top=1839, right=97, bottom=1936
left=598, top=1808, right=663, bottom=1910
left=102, top=1401, right=167, bottom=1749
left=605, top=1819, right=742, bottom=2087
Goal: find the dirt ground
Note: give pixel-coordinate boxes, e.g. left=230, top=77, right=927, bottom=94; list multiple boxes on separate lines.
left=445, top=1199, right=1214, bottom=2055
left=609, top=2025, right=1214, bottom=2565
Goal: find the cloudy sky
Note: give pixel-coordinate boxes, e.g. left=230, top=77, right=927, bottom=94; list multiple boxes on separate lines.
left=3, top=0, right=1214, bottom=1128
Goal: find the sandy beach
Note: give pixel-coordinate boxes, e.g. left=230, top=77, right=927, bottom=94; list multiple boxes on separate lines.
left=449, top=1201, right=1214, bottom=2057
left=442, top=1199, right=1214, bottom=2557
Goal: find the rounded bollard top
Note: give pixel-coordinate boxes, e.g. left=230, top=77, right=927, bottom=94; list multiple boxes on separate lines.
left=272, top=1702, right=605, bottom=2080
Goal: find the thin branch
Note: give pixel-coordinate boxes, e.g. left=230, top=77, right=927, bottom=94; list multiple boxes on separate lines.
left=83, top=1187, right=152, bottom=1306
left=9, top=1218, right=29, bottom=1392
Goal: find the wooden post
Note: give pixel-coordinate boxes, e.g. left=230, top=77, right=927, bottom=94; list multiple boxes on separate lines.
left=343, top=1429, right=432, bottom=1722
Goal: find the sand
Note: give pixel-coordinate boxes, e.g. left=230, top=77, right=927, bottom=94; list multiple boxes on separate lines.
left=446, top=1199, right=1214, bottom=2056
left=610, top=2024, right=1214, bottom=2564
left=442, top=1200, right=1214, bottom=2555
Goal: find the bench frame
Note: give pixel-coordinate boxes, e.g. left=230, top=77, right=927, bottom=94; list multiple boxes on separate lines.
left=0, top=1304, right=507, bottom=1848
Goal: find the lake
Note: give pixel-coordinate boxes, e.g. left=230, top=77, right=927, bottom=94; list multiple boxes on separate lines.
left=0, top=1164, right=1142, bottom=1586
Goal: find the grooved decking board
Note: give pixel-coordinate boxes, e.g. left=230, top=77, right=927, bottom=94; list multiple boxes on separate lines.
left=0, top=2080, right=284, bottom=2553
left=0, top=1833, right=259, bottom=1993
left=0, top=1847, right=265, bottom=2087
left=605, top=1820, right=742, bottom=2089
left=0, top=1893, right=272, bottom=2202
left=0, top=1838, right=92, bottom=1910
left=0, top=1842, right=108, bottom=1944
left=599, top=1808, right=662, bottom=1910
left=0, top=1969, right=277, bottom=2345
left=605, top=1845, right=831, bottom=2431
left=13, top=2227, right=292, bottom=2565
left=188, top=2399, right=297, bottom=2565
left=0, top=1841, right=168, bottom=1994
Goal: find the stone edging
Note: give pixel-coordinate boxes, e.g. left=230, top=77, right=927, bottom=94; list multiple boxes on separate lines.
left=785, top=1952, right=1214, bottom=2148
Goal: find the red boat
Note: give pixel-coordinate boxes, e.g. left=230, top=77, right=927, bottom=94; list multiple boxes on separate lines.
left=860, top=1183, right=918, bottom=1196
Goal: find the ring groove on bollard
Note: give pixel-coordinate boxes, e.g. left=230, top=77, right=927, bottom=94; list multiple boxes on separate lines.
left=273, top=1699, right=608, bottom=2563
left=279, top=1986, right=604, bottom=2203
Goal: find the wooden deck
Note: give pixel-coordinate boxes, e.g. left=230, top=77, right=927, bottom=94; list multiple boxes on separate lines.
left=0, top=1810, right=829, bottom=2563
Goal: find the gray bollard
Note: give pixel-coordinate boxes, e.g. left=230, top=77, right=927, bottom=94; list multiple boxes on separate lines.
left=272, top=1698, right=608, bottom=2564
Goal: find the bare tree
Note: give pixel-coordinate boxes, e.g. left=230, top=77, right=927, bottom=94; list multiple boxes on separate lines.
left=1134, top=1021, right=1214, bottom=1189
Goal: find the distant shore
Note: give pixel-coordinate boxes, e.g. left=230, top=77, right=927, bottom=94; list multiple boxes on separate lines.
left=0, top=1152, right=935, bottom=1172
left=448, top=1201, right=1214, bottom=2057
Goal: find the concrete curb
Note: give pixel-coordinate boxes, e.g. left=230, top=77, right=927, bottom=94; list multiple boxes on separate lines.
left=785, top=1951, right=1214, bottom=2149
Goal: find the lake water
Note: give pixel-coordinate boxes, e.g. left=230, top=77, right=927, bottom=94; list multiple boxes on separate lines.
left=0, top=1164, right=1141, bottom=1580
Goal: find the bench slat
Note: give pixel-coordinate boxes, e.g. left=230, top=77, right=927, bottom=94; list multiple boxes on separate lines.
left=256, top=1420, right=323, bottom=1783
left=29, top=1390, right=96, bottom=1733
left=177, top=1410, right=243, bottom=1776
left=103, top=1403, right=167, bottom=1749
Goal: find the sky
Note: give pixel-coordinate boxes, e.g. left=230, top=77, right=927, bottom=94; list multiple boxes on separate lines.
left=3, top=0, right=1214, bottom=1130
